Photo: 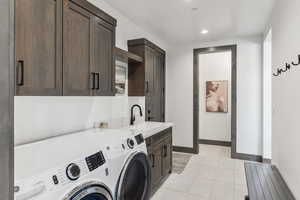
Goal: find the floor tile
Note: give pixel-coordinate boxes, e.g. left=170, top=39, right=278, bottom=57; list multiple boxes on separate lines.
left=211, top=181, right=235, bottom=200
left=151, top=144, right=249, bottom=200
left=214, top=168, right=235, bottom=183
left=163, top=173, right=197, bottom=193
left=235, top=184, right=248, bottom=200
left=188, top=177, right=214, bottom=198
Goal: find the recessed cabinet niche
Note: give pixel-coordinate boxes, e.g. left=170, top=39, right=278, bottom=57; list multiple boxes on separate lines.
left=15, top=0, right=116, bottom=96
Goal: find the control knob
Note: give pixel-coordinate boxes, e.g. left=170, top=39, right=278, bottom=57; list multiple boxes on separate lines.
left=66, top=163, right=81, bottom=181
left=127, top=138, right=135, bottom=149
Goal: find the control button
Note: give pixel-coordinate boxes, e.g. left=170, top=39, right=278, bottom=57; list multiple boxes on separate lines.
left=52, top=175, right=59, bottom=185
left=105, top=168, right=109, bottom=176
left=66, top=163, right=81, bottom=181
left=14, top=186, right=20, bottom=193
left=127, top=138, right=135, bottom=149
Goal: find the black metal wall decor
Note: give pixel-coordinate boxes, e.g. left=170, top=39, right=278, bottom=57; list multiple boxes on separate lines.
left=273, top=54, right=300, bottom=77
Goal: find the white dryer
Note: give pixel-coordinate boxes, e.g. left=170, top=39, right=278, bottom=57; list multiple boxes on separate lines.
left=14, top=129, right=133, bottom=200
left=113, top=131, right=151, bottom=200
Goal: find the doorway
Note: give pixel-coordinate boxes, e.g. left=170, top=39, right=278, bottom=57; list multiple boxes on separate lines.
left=193, top=45, right=237, bottom=157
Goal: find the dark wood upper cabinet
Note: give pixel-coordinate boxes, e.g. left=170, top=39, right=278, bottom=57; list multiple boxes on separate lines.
left=15, top=0, right=63, bottom=96
left=92, top=16, right=115, bottom=96
left=63, top=0, right=93, bottom=96
left=15, top=0, right=117, bottom=96
left=128, top=39, right=166, bottom=122
left=63, top=0, right=116, bottom=96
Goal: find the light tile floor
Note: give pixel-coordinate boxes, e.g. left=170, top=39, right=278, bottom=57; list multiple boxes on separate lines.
left=151, top=144, right=248, bottom=200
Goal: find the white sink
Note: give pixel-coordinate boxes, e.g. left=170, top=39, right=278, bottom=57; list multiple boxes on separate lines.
left=126, top=122, right=174, bottom=138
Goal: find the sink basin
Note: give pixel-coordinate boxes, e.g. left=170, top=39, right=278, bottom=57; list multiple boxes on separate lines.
left=126, top=122, right=174, bottom=138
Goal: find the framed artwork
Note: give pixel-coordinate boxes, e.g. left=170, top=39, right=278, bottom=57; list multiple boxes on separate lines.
left=206, top=80, right=228, bottom=113
left=115, top=65, right=127, bottom=95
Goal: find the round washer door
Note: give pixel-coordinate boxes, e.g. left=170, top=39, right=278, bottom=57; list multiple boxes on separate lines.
left=63, top=182, right=113, bottom=200
left=117, top=152, right=151, bottom=200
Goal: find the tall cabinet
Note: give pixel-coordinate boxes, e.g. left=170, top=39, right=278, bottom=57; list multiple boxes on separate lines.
left=128, top=39, right=166, bottom=122
left=15, top=0, right=116, bottom=96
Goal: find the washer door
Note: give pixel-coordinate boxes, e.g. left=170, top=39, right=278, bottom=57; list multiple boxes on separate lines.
left=117, top=152, right=151, bottom=200
left=64, top=182, right=112, bottom=200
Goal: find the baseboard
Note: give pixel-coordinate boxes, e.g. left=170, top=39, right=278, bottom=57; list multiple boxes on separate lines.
left=232, top=152, right=263, bottom=162
left=199, top=139, right=231, bottom=147
left=173, top=146, right=196, bottom=154
left=263, top=158, right=272, bottom=164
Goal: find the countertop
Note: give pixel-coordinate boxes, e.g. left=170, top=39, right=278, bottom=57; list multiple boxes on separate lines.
left=121, top=122, right=174, bottom=139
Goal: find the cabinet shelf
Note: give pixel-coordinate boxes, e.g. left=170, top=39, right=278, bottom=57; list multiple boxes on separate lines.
left=114, top=47, right=143, bottom=64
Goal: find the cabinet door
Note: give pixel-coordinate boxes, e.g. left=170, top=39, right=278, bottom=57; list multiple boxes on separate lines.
left=145, top=47, right=155, bottom=121
left=150, top=144, right=163, bottom=188
left=160, top=54, right=166, bottom=122
left=162, top=137, right=172, bottom=176
left=63, top=0, right=93, bottom=96
left=92, top=17, right=115, bottom=96
left=148, top=51, right=165, bottom=122
left=15, top=0, right=63, bottom=96
left=152, top=52, right=163, bottom=122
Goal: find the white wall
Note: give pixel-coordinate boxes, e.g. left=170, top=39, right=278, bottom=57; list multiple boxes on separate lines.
left=87, top=0, right=169, bottom=51
left=166, top=36, right=263, bottom=155
left=262, top=29, right=272, bottom=160
left=199, top=52, right=232, bottom=142
left=270, top=0, right=300, bottom=197
left=14, top=96, right=145, bottom=146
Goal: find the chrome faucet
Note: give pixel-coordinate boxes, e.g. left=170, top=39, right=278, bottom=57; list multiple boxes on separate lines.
left=130, top=104, right=143, bottom=125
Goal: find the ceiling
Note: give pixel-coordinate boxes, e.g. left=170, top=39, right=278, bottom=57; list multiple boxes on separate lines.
left=102, top=0, right=274, bottom=45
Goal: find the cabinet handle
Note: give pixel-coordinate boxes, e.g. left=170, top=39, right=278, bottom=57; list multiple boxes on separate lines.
left=164, top=145, right=168, bottom=157
left=96, top=73, right=100, bottom=90
left=16, top=60, right=24, bottom=86
left=146, top=81, right=149, bottom=93
left=152, top=154, right=155, bottom=168
left=91, top=73, right=96, bottom=90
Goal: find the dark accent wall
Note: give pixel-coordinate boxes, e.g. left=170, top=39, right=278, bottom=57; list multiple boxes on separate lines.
left=0, top=0, right=14, bottom=199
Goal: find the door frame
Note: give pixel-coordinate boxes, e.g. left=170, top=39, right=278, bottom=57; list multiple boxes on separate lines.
left=193, top=45, right=237, bottom=156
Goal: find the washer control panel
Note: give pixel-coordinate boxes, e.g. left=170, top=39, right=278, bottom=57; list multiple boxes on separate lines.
left=15, top=149, right=109, bottom=199
left=85, top=151, right=106, bottom=172
left=135, top=134, right=144, bottom=145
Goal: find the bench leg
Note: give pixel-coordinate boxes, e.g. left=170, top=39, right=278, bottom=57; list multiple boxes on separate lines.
left=245, top=195, right=249, bottom=200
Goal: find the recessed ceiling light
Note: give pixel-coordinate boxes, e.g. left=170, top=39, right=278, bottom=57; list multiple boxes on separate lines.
left=201, top=29, right=208, bottom=34
left=184, top=0, right=192, bottom=3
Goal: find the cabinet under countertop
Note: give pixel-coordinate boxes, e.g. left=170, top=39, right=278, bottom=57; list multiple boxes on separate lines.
left=145, top=126, right=173, bottom=195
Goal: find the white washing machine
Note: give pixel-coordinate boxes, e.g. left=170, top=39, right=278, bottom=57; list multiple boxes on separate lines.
left=113, top=130, right=151, bottom=200
left=14, top=129, right=138, bottom=200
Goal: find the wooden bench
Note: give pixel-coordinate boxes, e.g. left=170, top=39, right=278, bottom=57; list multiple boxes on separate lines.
left=244, top=162, right=295, bottom=200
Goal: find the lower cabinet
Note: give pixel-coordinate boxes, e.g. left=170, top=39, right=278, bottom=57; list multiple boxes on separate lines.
left=150, top=144, right=163, bottom=188
left=146, top=127, right=172, bottom=194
